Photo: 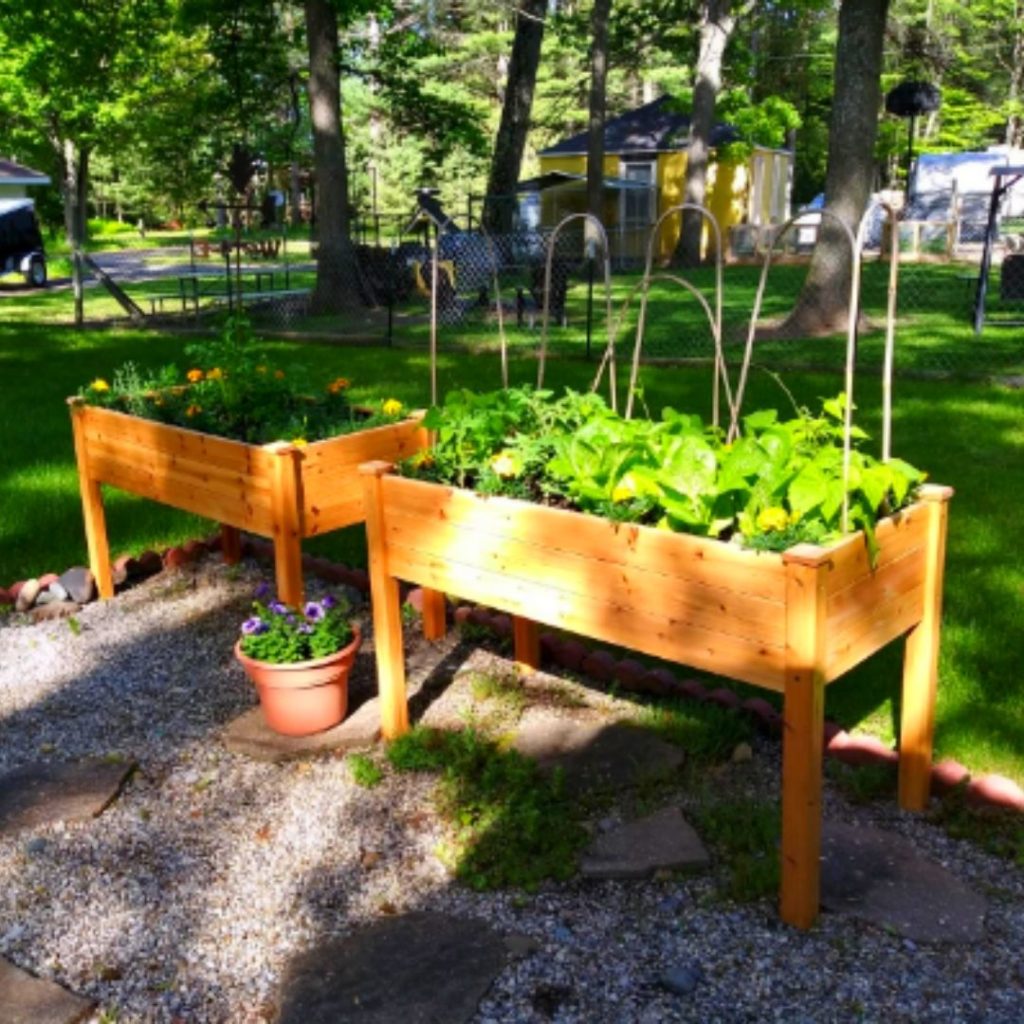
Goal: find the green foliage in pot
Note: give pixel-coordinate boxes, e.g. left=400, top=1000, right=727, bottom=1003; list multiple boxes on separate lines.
left=239, top=588, right=353, bottom=664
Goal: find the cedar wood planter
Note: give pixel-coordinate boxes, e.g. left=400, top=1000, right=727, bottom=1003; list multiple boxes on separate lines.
left=68, top=399, right=430, bottom=606
left=359, top=461, right=952, bottom=930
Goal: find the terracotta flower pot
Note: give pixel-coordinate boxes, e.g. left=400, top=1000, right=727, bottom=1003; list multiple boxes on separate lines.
left=234, top=625, right=362, bottom=736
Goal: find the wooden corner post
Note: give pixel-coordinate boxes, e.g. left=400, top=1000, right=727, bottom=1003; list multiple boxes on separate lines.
left=68, top=399, right=114, bottom=599
left=266, top=442, right=304, bottom=607
left=780, top=544, right=829, bottom=930
left=360, top=461, right=409, bottom=739
left=513, top=616, right=541, bottom=672
left=899, top=484, right=953, bottom=811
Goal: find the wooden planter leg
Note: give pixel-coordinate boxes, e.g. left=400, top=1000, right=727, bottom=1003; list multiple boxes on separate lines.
left=780, top=547, right=828, bottom=930
left=221, top=525, right=242, bottom=565
left=899, top=485, right=953, bottom=811
left=361, top=462, right=409, bottom=738
left=267, top=442, right=304, bottom=607
left=421, top=587, right=447, bottom=641
left=513, top=616, right=541, bottom=672
left=68, top=400, right=114, bottom=599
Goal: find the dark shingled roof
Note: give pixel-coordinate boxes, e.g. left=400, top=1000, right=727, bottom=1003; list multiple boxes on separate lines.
left=540, top=95, right=738, bottom=157
left=0, top=158, right=50, bottom=183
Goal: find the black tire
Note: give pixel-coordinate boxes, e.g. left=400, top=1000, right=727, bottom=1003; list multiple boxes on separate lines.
left=25, top=255, right=47, bottom=287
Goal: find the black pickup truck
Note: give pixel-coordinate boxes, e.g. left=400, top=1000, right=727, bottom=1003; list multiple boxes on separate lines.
left=0, top=198, right=47, bottom=286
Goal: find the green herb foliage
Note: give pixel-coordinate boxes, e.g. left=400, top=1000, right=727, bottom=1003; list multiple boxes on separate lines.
left=405, top=386, right=925, bottom=553
left=346, top=753, right=384, bottom=789
left=79, top=315, right=406, bottom=445
left=386, top=726, right=585, bottom=890
left=239, top=592, right=352, bottom=664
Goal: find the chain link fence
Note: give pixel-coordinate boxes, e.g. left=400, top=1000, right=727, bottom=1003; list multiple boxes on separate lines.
left=65, top=210, right=1023, bottom=382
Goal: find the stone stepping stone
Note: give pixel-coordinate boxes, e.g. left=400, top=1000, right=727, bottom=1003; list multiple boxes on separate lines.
left=581, top=806, right=709, bottom=879
left=0, top=957, right=94, bottom=1023
left=223, top=697, right=381, bottom=763
left=513, top=710, right=683, bottom=796
left=0, top=760, right=135, bottom=837
left=820, top=821, right=986, bottom=943
left=277, top=911, right=510, bottom=1023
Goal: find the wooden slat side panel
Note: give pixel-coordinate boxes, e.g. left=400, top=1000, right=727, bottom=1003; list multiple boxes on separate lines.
left=303, top=496, right=365, bottom=536
left=825, top=582, right=926, bottom=681
left=301, top=418, right=427, bottom=524
left=86, top=451, right=276, bottom=533
left=386, top=541, right=787, bottom=691
left=79, top=404, right=272, bottom=476
left=379, top=476, right=787, bottom=603
left=825, top=545, right=926, bottom=638
left=83, top=437, right=273, bottom=506
left=383, top=508, right=786, bottom=647
left=822, top=502, right=931, bottom=597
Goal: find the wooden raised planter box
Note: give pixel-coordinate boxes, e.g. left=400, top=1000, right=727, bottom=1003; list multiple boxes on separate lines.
left=68, top=399, right=429, bottom=606
left=359, top=462, right=952, bottom=929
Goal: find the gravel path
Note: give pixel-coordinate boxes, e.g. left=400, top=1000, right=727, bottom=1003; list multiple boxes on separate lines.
left=0, top=558, right=1022, bottom=1023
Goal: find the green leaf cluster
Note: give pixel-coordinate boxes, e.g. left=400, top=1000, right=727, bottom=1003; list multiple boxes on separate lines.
left=239, top=595, right=352, bottom=665
left=403, top=386, right=927, bottom=555
left=79, top=315, right=404, bottom=444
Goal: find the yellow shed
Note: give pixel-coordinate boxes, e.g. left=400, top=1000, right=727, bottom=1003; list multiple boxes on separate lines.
left=533, top=96, right=793, bottom=262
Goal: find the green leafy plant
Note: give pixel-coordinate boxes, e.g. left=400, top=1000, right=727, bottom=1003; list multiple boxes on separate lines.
left=80, top=315, right=407, bottom=445
left=386, top=726, right=585, bottom=890
left=402, top=386, right=926, bottom=555
left=346, top=753, right=384, bottom=788
left=239, top=587, right=352, bottom=664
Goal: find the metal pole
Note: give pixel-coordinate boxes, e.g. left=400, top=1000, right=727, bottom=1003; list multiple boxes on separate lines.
left=73, top=249, right=84, bottom=326
left=973, top=178, right=1007, bottom=334
left=430, top=223, right=439, bottom=405
left=585, top=257, right=595, bottom=360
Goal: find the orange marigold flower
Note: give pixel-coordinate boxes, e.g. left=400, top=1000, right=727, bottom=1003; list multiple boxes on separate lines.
left=186, top=368, right=204, bottom=383
left=185, top=403, right=202, bottom=418
left=327, top=376, right=351, bottom=394
left=274, top=370, right=286, bottom=380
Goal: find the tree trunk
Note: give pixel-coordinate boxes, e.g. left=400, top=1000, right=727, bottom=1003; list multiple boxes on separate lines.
left=586, top=0, right=612, bottom=232
left=773, top=0, right=890, bottom=338
left=60, top=138, right=90, bottom=248
left=482, top=0, right=547, bottom=235
left=678, top=0, right=736, bottom=267
left=304, top=0, right=355, bottom=312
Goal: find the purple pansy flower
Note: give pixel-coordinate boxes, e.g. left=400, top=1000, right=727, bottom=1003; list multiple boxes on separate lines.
left=254, top=581, right=272, bottom=600
left=304, top=601, right=325, bottom=622
left=297, top=623, right=314, bottom=634
left=268, top=600, right=288, bottom=616
left=241, top=617, right=267, bottom=635
left=320, top=594, right=337, bottom=610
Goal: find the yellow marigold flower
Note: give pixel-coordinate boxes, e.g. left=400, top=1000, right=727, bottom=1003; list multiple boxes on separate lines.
left=382, top=398, right=403, bottom=417
left=490, top=450, right=522, bottom=479
left=256, top=364, right=268, bottom=374
left=611, top=474, right=638, bottom=503
left=90, top=378, right=110, bottom=392
left=186, top=368, right=203, bottom=383
left=185, top=403, right=202, bottom=418
left=411, top=450, right=435, bottom=469
left=206, top=367, right=224, bottom=381
left=274, top=370, right=286, bottom=380
left=292, top=437, right=308, bottom=448
left=756, top=506, right=789, bottom=532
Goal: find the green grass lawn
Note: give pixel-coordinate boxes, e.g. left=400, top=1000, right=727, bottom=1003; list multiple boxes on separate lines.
left=1, top=308, right=1022, bottom=783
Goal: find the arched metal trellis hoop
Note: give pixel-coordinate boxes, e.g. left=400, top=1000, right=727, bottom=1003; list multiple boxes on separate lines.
left=625, top=204, right=726, bottom=424
left=728, top=201, right=899, bottom=533
left=537, top=213, right=618, bottom=411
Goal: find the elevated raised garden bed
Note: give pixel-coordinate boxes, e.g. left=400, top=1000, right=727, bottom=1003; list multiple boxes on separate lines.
left=359, top=462, right=952, bottom=929
left=68, top=399, right=430, bottom=606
